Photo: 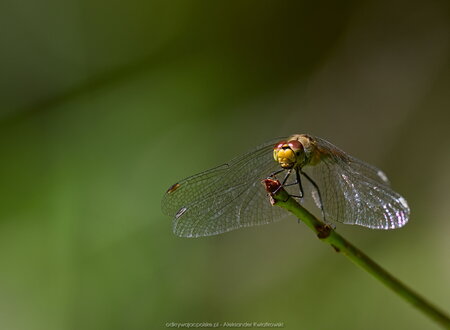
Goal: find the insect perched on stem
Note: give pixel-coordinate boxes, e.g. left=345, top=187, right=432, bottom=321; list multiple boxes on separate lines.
left=162, top=134, right=409, bottom=237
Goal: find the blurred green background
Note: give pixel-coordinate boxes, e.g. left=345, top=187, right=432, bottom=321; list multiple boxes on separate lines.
left=1, top=0, right=449, bottom=329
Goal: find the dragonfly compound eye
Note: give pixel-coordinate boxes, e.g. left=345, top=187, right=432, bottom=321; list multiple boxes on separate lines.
left=273, top=141, right=287, bottom=161
left=288, top=140, right=303, bottom=154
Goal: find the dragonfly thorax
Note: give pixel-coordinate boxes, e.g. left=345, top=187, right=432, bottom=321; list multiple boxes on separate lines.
left=273, top=139, right=306, bottom=169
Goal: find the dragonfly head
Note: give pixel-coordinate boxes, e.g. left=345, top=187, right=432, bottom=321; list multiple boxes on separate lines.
left=273, top=139, right=305, bottom=169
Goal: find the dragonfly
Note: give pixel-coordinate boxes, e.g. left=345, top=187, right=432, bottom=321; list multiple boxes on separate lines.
left=162, top=134, right=409, bottom=237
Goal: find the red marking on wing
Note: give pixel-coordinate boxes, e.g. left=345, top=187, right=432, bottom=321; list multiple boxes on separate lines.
left=167, top=183, right=181, bottom=194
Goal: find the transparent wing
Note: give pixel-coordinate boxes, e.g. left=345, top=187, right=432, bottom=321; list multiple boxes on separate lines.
left=301, top=136, right=409, bottom=229
left=161, top=138, right=289, bottom=237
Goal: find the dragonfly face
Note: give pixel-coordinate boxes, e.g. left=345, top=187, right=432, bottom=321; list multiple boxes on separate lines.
left=273, top=134, right=315, bottom=169
left=273, top=140, right=304, bottom=169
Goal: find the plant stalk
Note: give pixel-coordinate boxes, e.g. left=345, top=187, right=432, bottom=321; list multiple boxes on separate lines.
left=262, top=179, right=450, bottom=329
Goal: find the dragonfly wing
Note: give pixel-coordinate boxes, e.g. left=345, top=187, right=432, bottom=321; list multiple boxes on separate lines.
left=162, top=138, right=288, bottom=237
left=302, top=136, right=409, bottom=229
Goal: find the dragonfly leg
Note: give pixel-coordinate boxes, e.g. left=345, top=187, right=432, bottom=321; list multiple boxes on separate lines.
left=268, top=169, right=285, bottom=178
left=273, top=169, right=292, bottom=193
left=300, top=170, right=327, bottom=223
left=283, top=168, right=303, bottom=192
left=280, top=169, right=292, bottom=186
left=295, top=168, right=304, bottom=198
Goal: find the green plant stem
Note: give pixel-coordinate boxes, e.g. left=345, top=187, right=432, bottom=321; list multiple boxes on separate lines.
left=269, top=185, right=450, bottom=329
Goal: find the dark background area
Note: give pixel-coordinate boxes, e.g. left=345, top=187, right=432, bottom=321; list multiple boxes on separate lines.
left=1, top=0, right=449, bottom=329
